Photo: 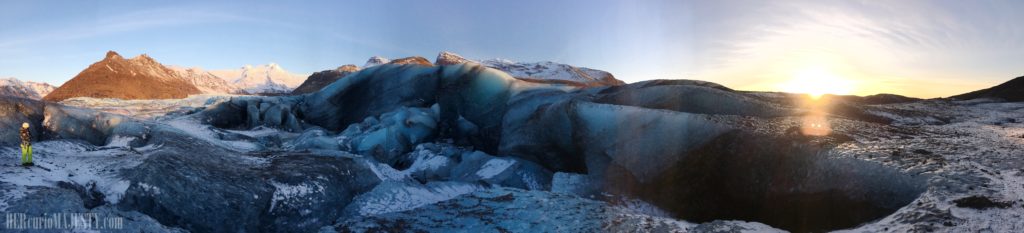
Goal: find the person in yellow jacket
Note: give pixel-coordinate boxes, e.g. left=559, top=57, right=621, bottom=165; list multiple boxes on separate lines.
left=20, top=122, right=32, bottom=166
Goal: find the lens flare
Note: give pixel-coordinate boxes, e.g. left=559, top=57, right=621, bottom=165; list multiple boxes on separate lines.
left=801, top=112, right=832, bottom=136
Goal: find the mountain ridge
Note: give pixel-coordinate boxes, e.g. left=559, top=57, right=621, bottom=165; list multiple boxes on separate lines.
left=950, top=75, right=1024, bottom=102
left=44, top=51, right=203, bottom=101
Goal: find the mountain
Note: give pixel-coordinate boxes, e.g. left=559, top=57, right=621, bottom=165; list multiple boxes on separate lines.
left=363, top=56, right=432, bottom=68
left=950, top=75, right=1024, bottom=102
left=209, top=63, right=307, bottom=94
left=388, top=56, right=432, bottom=66
left=44, top=51, right=203, bottom=101
left=434, top=51, right=625, bottom=86
left=291, top=65, right=360, bottom=94
left=0, top=77, right=56, bottom=100
left=167, top=66, right=246, bottom=95
left=435, top=51, right=471, bottom=66
left=363, top=56, right=390, bottom=68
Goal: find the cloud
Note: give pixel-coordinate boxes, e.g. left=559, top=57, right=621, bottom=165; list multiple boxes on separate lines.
left=695, top=0, right=1024, bottom=97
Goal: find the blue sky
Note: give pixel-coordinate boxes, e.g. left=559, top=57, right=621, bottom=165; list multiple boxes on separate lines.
left=1, top=0, right=1022, bottom=98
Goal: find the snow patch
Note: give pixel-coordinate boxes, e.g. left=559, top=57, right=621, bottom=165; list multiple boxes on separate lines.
left=346, top=181, right=480, bottom=216
left=269, top=181, right=326, bottom=213
left=475, top=158, right=515, bottom=179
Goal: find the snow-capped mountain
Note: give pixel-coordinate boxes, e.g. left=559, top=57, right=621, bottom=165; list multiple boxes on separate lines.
left=363, top=56, right=391, bottom=68
left=363, top=56, right=433, bottom=68
left=210, top=63, right=307, bottom=94
left=434, top=51, right=625, bottom=86
left=44, top=51, right=203, bottom=101
left=0, top=77, right=56, bottom=100
left=167, top=66, right=246, bottom=95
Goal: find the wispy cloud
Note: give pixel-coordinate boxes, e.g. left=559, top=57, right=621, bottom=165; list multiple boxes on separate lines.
left=0, top=6, right=256, bottom=50
left=695, top=0, right=1024, bottom=97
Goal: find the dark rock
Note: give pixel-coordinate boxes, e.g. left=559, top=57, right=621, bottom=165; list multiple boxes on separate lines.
left=953, top=196, right=1014, bottom=210
left=119, top=149, right=381, bottom=233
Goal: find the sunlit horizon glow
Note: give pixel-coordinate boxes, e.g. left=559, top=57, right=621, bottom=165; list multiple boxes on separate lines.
left=777, top=67, right=857, bottom=99
left=0, top=1, right=1021, bottom=98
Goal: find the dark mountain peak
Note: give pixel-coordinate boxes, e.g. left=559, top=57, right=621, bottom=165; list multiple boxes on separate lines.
left=950, top=75, right=1024, bottom=102
left=388, top=56, right=433, bottom=66
left=337, top=64, right=360, bottom=72
left=291, top=64, right=362, bottom=95
left=130, top=54, right=158, bottom=64
left=436, top=51, right=471, bottom=66
left=105, top=50, right=122, bottom=60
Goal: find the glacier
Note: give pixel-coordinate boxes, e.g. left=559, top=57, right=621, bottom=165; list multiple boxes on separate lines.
left=1, top=62, right=1022, bottom=233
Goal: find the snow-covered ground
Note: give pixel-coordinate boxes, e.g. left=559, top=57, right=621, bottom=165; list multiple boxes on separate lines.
left=829, top=100, right=1024, bottom=232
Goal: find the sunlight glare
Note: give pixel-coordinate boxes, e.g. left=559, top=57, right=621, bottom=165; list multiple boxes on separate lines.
left=778, top=67, right=856, bottom=99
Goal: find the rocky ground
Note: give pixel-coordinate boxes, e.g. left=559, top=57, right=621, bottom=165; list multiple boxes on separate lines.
left=0, top=63, right=1021, bottom=232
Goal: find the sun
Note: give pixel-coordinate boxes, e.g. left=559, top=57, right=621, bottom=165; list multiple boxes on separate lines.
left=777, top=67, right=856, bottom=99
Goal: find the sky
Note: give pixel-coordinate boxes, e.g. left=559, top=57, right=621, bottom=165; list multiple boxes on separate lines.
left=0, top=0, right=1021, bottom=98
